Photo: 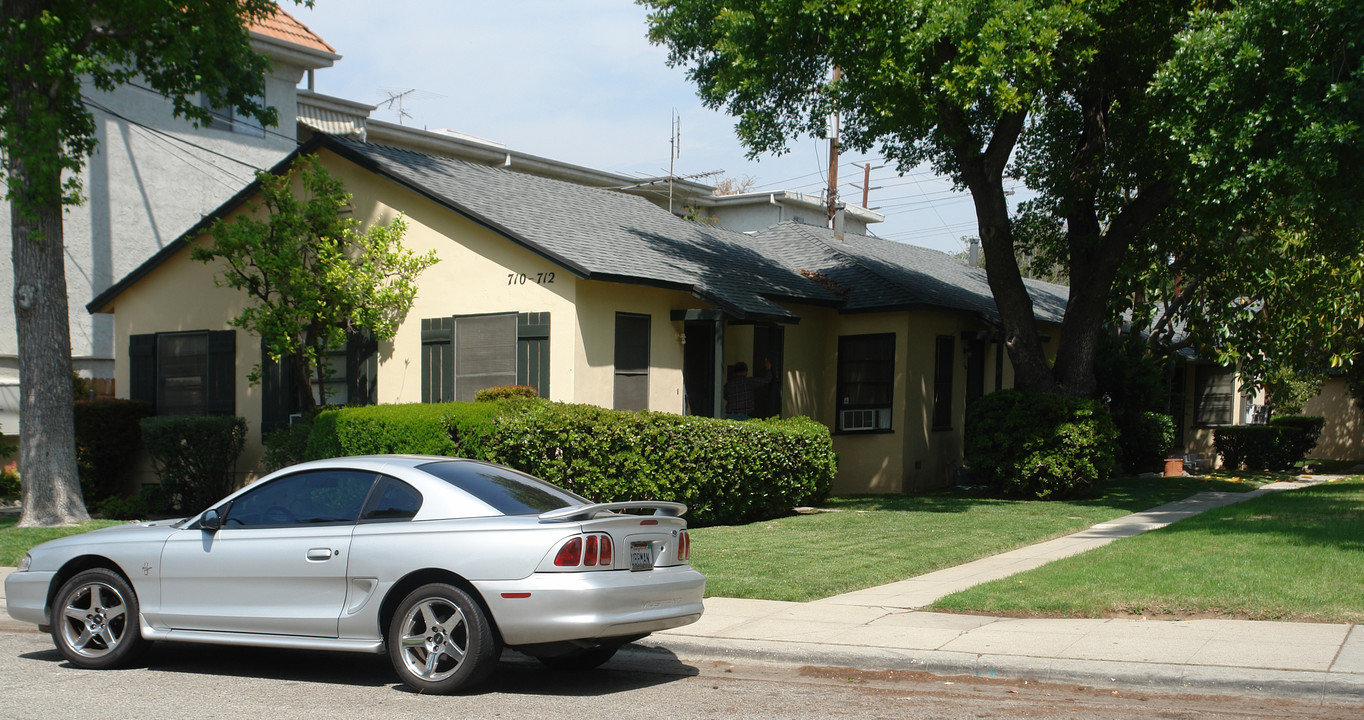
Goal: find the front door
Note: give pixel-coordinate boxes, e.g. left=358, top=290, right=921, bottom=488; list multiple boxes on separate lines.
left=683, top=319, right=718, bottom=417
left=753, top=325, right=785, bottom=418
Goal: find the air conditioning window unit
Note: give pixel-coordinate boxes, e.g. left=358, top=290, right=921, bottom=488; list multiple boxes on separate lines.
left=840, top=408, right=890, bottom=432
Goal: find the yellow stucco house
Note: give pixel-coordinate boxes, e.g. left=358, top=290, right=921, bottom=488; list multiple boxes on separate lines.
left=89, top=135, right=1068, bottom=494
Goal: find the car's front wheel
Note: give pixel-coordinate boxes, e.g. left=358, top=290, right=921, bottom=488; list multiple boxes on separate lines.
left=51, top=568, right=147, bottom=669
left=387, top=583, right=498, bottom=693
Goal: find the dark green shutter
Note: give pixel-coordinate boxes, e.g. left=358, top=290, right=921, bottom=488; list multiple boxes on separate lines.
left=517, top=312, right=550, bottom=398
left=129, top=334, right=157, bottom=410
left=421, top=317, right=455, bottom=403
left=205, top=330, right=235, bottom=416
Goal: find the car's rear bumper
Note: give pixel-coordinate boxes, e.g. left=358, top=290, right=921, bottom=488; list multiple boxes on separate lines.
left=4, top=570, right=53, bottom=626
left=474, top=565, right=706, bottom=646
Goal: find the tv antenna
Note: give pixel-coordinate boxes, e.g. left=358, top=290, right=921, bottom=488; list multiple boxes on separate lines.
left=379, top=87, right=444, bottom=126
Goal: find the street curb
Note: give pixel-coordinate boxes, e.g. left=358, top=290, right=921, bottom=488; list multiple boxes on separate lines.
left=637, top=635, right=1364, bottom=705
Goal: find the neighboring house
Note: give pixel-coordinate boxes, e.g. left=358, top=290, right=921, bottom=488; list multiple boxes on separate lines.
left=0, top=8, right=339, bottom=435
left=1178, top=362, right=1362, bottom=466
left=88, top=135, right=1068, bottom=494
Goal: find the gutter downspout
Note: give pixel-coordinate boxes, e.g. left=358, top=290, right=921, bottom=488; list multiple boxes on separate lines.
left=770, top=193, right=783, bottom=224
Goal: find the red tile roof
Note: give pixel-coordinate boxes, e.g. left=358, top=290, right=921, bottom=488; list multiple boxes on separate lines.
left=251, top=5, right=335, bottom=54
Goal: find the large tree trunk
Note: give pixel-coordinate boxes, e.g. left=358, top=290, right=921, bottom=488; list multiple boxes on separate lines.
left=10, top=171, right=86, bottom=526
left=7, top=0, right=88, bottom=526
left=952, top=109, right=1059, bottom=394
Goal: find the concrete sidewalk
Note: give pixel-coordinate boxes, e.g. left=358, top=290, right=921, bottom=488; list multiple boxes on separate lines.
left=652, top=477, right=1364, bottom=703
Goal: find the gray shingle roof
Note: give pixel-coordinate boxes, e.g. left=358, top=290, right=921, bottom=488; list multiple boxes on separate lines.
left=326, top=138, right=840, bottom=319
left=748, top=221, right=1068, bottom=323
left=90, top=135, right=1070, bottom=328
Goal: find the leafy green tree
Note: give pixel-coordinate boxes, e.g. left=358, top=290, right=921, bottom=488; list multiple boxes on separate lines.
left=2, top=0, right=309, bottom=526
left=642, top=0, right=1364, bottom=399
left=193, top=157, right=438, bottom=414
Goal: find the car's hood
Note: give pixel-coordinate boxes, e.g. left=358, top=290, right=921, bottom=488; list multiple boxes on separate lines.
left=25, top=520, right=185, bottom=568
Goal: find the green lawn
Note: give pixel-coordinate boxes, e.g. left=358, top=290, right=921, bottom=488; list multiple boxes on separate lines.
left=930, top=476, right=1364, bottom=623
left=0, top=517, right=124, bottom=566
left=690, top=473, right=1265, bottom=602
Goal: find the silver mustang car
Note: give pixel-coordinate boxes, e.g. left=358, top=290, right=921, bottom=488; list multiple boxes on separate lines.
left=5, top=455, right=706, bottom=693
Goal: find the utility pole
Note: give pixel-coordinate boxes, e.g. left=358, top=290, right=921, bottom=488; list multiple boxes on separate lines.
left=826, top=67, right=841, bottom=227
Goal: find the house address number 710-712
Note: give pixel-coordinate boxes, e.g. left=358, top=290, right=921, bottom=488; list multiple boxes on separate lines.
left=508, top=272, right=556, bottom=285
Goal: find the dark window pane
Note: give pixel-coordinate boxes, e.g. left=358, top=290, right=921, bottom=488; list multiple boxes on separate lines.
left=837, top=333, right=895, bottom=432
left=360, top=478, right=423, bottom=522
left=225, top=470, right=377, bottom=527
left=1195, top=365, right=1234, bottom=426
left=418, top=461, right=587, bottom=515
left=157, top=332, right=208, bottom=416
left=455, top=314, right=516, bottom=401
left=614, top=313, right=650, bottom=410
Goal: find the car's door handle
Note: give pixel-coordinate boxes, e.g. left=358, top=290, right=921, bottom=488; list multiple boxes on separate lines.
left=307, top=547, right=335, bottom=561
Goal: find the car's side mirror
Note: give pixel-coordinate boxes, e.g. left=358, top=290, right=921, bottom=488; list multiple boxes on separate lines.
left=200, top=507, right=223, bottom=532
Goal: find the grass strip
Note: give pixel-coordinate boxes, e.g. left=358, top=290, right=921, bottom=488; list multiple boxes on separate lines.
left=0, top=518, right=124, bottom=566
left=691, top=474, right=1265, bottom=602
left=929, top=477, right=1364, bottom=623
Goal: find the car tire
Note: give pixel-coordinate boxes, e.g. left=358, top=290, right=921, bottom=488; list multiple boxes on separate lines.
left=50, top=568, right=147, bottom=669
left=536, top=644, right=620, bottom=671
left=387, top=583, right=498, bottom=694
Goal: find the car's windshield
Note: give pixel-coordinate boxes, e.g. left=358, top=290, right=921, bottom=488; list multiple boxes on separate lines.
left=417, top=461, right=588, bottom=515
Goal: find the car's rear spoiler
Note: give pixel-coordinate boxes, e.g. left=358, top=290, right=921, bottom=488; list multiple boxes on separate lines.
left=538, top=501, right=687, bottom=522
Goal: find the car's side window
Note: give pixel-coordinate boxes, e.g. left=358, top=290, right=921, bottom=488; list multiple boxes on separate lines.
left=224, top=470, right=378, bottom=528
left=359, top=477, right=423, bottom=523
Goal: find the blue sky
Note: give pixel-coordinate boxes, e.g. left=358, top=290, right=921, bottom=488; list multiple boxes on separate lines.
left=299, top=0, right=987, bottom=254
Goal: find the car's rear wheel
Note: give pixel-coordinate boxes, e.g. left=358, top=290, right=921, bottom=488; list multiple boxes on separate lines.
left=387, top=583, right=498, bottom=694
left=536, top=643, right=620, bottom=671
left=51, top=568, right=147, bottom=669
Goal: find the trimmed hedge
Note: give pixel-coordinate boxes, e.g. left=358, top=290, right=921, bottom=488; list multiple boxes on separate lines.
left=965, top=389, right=1119, bottom=499
left=74, top=399, right=153, bottom=502
left=304, top=400, right=836, bottom=526
left=306, top=402, right=506, bottom=459
left=141, top=415, right=247, bottom=512
left=1269, top=415, right=1325, bottom=461
left=1213, top=417, right=1322, bottom=471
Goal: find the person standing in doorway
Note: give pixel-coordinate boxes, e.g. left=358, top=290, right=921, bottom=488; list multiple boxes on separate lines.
left=724, top=358, right=771, bottom=420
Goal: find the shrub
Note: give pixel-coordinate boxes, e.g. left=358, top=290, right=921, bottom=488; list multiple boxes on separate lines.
left=1269, top=415, right=1325, bottom=461
left=473, top=385, right=538, bottom=402
left=479, top=404, right=834, bottom=526
left=0, top=462, right=18, bottom=501
left=1213, top=425, right=1304, bottom=470
left=1118, top=411, right=1178, bottom=472
left=95, top=494, right=145, bottom=520
left=965, top=390, right=1119, bottom=499
left=262, top=421, right=314, bottom=472
left=140, top=415, right=247, bottom=512
left=95, top=485, right=171, bottom=520
left=74, top=399, right=154, bottom=502
left=303, top=400, right=836, bottom=526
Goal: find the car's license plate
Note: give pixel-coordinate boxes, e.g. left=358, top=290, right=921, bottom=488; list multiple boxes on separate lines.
left=630, top=541, right=654, bottom=572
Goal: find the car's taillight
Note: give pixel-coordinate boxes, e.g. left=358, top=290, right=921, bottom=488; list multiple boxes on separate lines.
left=554, top=533, right=614, bottom=569
left=678, top=530, right=691, bottom=562
left=554, top=537, right=583, bottom=567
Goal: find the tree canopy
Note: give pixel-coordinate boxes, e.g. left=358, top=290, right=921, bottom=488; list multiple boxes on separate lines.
left=193, top=156, right=438, bottom=415
left=643, top=0, right=1364, bottom=398
left=2, top=0, right=309, bottom=525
